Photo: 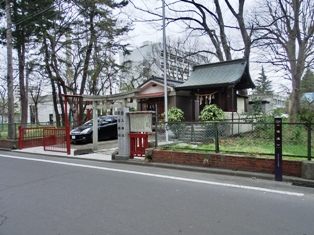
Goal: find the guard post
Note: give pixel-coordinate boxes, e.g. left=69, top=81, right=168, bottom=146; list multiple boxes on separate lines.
left=274, top=117, right=283, bottom=181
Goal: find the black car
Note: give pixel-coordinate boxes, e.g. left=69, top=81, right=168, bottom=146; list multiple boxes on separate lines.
left=70, top=115, right=118, bottom=143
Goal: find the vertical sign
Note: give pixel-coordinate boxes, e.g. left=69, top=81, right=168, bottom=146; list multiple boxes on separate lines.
left=116, top=107, right=130, bottom=160
left=274, top=117, right=282, bottom=181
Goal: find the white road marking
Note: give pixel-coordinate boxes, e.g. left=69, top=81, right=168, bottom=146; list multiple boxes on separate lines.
left=0, top=154, right=304, bottom=197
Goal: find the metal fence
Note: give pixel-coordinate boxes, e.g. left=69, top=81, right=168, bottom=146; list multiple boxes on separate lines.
left=0, top=121, right=83, bottom=140
left=155, top=121, right=313, bottom=160
left=43, top=127, right=71, bottom=154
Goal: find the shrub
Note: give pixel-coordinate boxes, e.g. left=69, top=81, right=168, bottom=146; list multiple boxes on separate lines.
left=163, top=107, right=185, bottom=138
left=199, top=104, right=226, bottom=121
left=167, top=107, right=184, bottom=122
left=297, top=107, right=314, bottom=123
left=199, top=104, right=226, bottom=137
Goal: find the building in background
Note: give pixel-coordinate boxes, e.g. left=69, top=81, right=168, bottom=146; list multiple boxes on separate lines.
left=118, top=41, right=210, bottom=91
left=248, top=93, right=288, bottom=115
left=28, top=94, right=61, bottom=124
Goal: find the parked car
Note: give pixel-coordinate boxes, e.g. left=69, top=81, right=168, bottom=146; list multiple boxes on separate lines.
left=70, top=115, right=118, bottom=143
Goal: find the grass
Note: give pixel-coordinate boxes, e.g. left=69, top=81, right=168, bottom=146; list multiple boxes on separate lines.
left=160, top=136, right=312, bottom=161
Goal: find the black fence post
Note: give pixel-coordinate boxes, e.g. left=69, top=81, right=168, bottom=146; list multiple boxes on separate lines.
left=190, top=123, right=195, bottom=142
left=14, top=123, right=17, bottom=139
left=274, top=117, right=283, bottom=181
left=155, top=122, right=158, bottom=148
left=215, top=122, right=219, bottom=153
left=307, top=123, right=311, bottom=161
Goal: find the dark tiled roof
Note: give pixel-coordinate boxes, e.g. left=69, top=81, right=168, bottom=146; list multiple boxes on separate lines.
left=176, top=58, right=255, bottom=90
left=151, top=76, right=184, bottom=87
left=140, top=76, right=184, bottom=88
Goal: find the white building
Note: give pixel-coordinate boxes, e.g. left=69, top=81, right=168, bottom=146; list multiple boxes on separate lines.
left=119, top=41, right=210, bottom=90
left=248, top=93, right=288, bottom=115
left=28, top=95, right=61, bottom=124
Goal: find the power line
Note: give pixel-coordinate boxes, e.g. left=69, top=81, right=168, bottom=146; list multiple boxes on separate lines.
left=14, top=5, right=55, bottom=26
left=10, top=0, right=65, bottom=27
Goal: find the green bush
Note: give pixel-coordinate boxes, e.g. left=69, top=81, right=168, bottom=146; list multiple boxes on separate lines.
left=199, top=104, right=226, bottom=137
left=297, top=107, right=314, bottom=123
left=163, top=107, right=185, bottom=138
left=167, top=107, right=184, bottom=122
left=199, top=104, right=226, bottom=121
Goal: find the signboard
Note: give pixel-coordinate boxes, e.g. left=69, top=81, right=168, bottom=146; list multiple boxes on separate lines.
left=274, top=117, right=282, bottom=181
left=129, top=113, right=152, bottom=132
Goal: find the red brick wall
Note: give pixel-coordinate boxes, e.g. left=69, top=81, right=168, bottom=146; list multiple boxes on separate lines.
left=152, top=149, right=302, bottom=177
left=0, top=139, right=19, bottom=149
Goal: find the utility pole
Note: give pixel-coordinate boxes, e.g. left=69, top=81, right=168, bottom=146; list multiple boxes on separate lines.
left=162, top=0, right=168, bottom=143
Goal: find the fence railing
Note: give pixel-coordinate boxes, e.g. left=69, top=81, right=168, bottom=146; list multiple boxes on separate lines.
left=43, top=127, right=71, bottom=154
left=155, top=121, right=313, bottom=160
left=0, top=121, right=84, bottom=140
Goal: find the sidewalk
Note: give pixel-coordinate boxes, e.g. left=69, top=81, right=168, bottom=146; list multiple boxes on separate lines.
left=13, top=146, right=114, bottom=161
left=12, top=146, right=314, bottom=188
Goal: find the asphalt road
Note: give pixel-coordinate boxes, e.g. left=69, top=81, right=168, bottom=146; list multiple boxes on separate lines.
left=1, top=151, right=314, bottom=235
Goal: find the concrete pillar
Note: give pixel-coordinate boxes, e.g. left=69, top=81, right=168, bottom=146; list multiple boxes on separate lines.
left=115, top=107, right=130, bottom=160
left=302, top=161, right=314, bottom=180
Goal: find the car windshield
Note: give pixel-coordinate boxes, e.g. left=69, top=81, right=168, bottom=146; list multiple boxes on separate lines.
left=100, top=118, right=112, bottom=124
left=82, top=118, right=113, bottom=126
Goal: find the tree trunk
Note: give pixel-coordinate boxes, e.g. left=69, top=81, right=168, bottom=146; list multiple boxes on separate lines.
left=57, top=83, right=65, bottom=126
left=6, top=0, right=15, bottom=139
left=51, top=82, right=61, bottom=127
left=35, top=103, right=39, bottom=125
left=289, top=65, right=303, bottom=121
left=214, top=0, right=231, bottom=61
left=78, top=13, right=95, bottom=121
left=17, top=41, right=28, bottom=127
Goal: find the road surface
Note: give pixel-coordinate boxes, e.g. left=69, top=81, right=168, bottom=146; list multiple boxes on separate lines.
left=0, top=151, right=313, bottom=235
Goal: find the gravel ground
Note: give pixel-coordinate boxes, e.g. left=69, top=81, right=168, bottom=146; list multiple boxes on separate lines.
left=71, top=134, right=156, bottom=152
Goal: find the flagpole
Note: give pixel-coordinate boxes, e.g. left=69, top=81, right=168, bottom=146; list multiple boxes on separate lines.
left=162, top=0, right=168, bottom=143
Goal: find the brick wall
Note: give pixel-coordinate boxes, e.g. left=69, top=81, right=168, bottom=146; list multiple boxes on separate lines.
left=152, top=149, right=302, bottom=177
left=0, top=139, right=19, bottom=149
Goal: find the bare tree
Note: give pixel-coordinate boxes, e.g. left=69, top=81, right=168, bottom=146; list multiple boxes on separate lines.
left=129, top=0, right=256, bottom=62
left=119, top=60, right=151, bottom=91
left=254, top=0, right=314, bottom=120
left=0, top=84, right=8, bottom=130
left=28, top=80, right=50, bottom=125
left=164, top=37, right=211, bottom=80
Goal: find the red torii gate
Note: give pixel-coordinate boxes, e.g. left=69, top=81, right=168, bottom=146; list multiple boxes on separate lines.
left=61, top=94, right=91, bottom=128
